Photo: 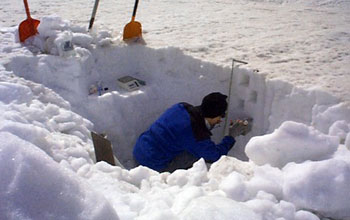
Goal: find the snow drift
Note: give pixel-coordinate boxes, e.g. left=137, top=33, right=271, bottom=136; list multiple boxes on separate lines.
left=0, top=6, right=350, bottom=220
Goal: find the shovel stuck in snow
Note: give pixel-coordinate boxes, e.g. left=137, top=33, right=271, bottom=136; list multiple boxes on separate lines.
left=123, top=0, right=142, bottom=42
left=88, top=0, right=100, bottom=30
left=19, top=0, right=40, bottom=42
left=91, top=131, right=124, bottom=168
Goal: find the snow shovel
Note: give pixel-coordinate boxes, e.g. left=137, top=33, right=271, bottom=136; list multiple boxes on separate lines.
left=88, top=0, right=100, bottom=30
left=91, top=131, right=125, bottom=168
left=123, top=0, right=142, bottom=41
left=19, top=0, right=40, bottom=42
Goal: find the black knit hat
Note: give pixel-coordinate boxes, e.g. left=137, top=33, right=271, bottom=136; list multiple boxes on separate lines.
left=200, top=92, right=228, bottom=118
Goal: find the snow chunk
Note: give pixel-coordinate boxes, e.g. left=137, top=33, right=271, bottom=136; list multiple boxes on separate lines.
left=37, top=16, right=70, bottom=38
left=219, top=172, right=249, bottom=201
left=244, top=196, right=299, bottom=220
left=179, top=196, right=261, bottom=220
left=294, top=210, right=320, bottom=220
left=166, top=159, right=208, bottom=187
left=246, top=165, right=284, bottom=199
left=129, top=165, right=159, bottom=187
left=283, top=158, right=350, bottom=219
left=208, top=156, right=255, bottom=181
left=245, top=121, right=339, bottom=168
left=0, top=132, right=119, bottom=220
left=171, top=186, right=204, bottom=215
left=312, top=102, right=350, bottom=134
left=0, top=82, right=33, bottom=104
left=72, top=33, right=93, bottom=49
left=329, top=120, right=350, bottom=144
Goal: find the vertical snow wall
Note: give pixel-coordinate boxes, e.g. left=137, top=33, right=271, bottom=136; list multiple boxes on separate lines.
left=6, top=45, right=348, bottom=167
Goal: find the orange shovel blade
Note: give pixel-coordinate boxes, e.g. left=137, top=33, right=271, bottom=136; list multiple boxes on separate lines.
left=123, top=21, right=142, bottom=41
left=19, top=18, right=40, bottom=42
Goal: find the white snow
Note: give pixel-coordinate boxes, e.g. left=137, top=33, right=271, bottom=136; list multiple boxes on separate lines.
left=0, top=132, right=119, bottom=220
left=245, top=121, right=339, bottom=168
left=0, top=0, right=350, bottom=219
left=1, top=0, right=350, bottom=103
left=283, top=156, right=350, bottom=220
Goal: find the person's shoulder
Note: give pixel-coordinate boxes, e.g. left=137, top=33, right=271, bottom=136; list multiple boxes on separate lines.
left=179, top=102, right=196, bottom=111
left=165, top=103, right=189, bottom=114
left=178, top=102, right=191, bottom=107
left=171, top=102, right=192, bottom=112
left=170, top=102, right=186, bottom=109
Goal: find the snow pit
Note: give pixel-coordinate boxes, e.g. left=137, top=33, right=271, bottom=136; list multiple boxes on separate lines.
left=1, top=16, right=350, bottom=220
left=5, top=17, right=265, bottom=165
left=6, top=17, right=349, bottom=168
left=6, top=42, right=267, bottom=164
left=4, top=16, right=350, bottom=168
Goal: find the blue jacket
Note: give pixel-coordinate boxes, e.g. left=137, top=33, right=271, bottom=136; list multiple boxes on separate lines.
left=133, top=103, right=235, bottom=171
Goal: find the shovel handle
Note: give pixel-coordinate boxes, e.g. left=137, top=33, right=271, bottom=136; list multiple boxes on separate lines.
left=131, top=0, right=139, bottom=21
left=23, top=0, right=32, bottom=19
left=88, top=0, right=100, bottom=30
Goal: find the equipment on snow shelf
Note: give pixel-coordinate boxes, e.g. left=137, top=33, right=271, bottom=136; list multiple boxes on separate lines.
left=123, top=0, right=142, bottom=42
left=88, top=0, right=100, bottom=30
left=55, top=31, right=75, bottom=57
left=89, top=81, right=109, bottom=96
left=19, top=0, right=40, bottom=42
left=117, top=76, right=145, bottom=92
left=91, top=131, right=124, bottom=168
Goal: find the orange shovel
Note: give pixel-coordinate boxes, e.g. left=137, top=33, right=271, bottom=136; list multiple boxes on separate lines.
left=19, top=0, right=40, bottom=42
left=123, top=0, right=142, bottom=41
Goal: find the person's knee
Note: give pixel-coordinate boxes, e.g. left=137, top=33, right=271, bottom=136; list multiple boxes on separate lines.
left=164, top=151, right=198, bottom=172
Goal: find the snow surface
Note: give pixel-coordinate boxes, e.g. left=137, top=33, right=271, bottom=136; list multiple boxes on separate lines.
left=0, top=0, right=350, bottom=219
left=245, top=121, right=339, bottom=168
left=1, top=0, right=350, bottom=104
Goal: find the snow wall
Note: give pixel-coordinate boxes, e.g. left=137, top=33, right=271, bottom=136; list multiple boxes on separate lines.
left=5, top=39, right=349, bottom=168
left=3, top=16, right=350, bottom=168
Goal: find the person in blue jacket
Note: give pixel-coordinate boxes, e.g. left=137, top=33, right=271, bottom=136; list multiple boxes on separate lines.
left=133, top=92, right=250, bottom=172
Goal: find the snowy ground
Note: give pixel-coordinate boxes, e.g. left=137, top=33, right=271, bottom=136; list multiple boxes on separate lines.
left=1, top=0, right=350, bottom=104
left=1, top=0, right=350, bottom=220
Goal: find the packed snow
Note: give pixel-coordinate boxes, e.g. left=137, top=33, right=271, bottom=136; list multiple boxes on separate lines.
left=1, top=0, right=350, bottom=103
left=0, top=0, right=350, bottom=219
left=245, top=121, right=339, bottom=168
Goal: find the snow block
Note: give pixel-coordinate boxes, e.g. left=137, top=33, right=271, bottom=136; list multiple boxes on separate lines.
left=245, top=121, right=339, bottom=168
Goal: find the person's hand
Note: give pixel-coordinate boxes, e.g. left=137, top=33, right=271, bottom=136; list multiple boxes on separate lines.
left=228, top=118, right=252, bottom=137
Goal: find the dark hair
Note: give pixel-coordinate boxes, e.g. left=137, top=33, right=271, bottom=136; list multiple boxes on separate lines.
left=200, top=92, right=228, bottom=118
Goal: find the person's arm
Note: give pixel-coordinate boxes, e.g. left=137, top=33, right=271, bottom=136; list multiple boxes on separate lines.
left=188, top=136, right=235, bottom=163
